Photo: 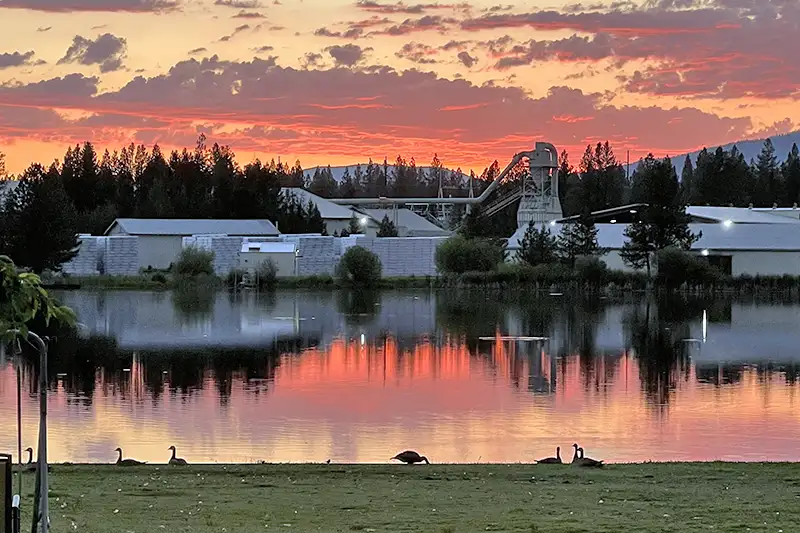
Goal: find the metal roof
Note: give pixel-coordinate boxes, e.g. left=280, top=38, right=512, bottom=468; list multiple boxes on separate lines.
left=282, top=187, right=357, bottom=219
left=106, top=218, right=280, bottom=236
left=240, top=241, right=296, bottom=253
left=360, top=208, right=450, bottom=234
left=509, top=221, right=800, bottom=251
left=686, top=206, right=800, bottom=224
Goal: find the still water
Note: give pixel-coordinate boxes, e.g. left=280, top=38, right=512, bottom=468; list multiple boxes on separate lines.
left=2, top=289, right=800, bottom=464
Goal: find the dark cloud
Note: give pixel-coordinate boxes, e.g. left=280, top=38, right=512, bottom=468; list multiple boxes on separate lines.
left=0, top=0, right=176, bottom=12
left=0, top=51, right=36, bottom=69
left=461, top=1, right=800, bottom=100
left=0, top=56, right=772, bottom=166
left=325, top=44, right=371, bottom=67
left=231, top=9, right=264, bottom=18
left=252, top=45, right=274, bottom=53
left=375, top=15, right=456, bottom=35
left=188, top=47, right=207, bottom=55
left=355, top=0, right=469, bottom=14
left=218, top=24, right=252, bottom=42
left=37, top=26, right=52, bottom=31
left=395, top=42, right=438, bottom=64
left=214, top=0, right=261, bottom=8
left=58, top=33, right=127, bottom=73
left=457, top=51, right=476, bottom=68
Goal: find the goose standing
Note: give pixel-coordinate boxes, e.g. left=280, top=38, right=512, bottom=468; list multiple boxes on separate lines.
left=168, top=446, right=188, bottom=466
left=536, top=447, right=562, bottom=464
left=115, top=447, right=145, bottom=466
left=575, top=447, right=604, bottom=467
left=571, top=443, right=581, bottom=464
left=391, top=450, right=430, bottom=464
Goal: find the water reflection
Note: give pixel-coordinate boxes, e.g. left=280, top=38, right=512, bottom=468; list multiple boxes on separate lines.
left=2, top=290, right=800, bottom=464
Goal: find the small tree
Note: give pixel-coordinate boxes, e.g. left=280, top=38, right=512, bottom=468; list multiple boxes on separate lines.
left=337, top=246, right=382, bottom=286
left=516, top=221, right=558, bottom=266
left=347, top=214, right=362, bottom=235
left=174, top=245, right=215, bottom=277
left=0, top=255, right=76, bottom=342
left=377, top=214, right=398, bottom=237
left=305, top=200, right=326, bottom=234
left=556, top=216, right=605, bottom=267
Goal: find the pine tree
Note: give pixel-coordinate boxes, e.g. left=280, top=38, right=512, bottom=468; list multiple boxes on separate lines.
left=556, top=217, right=604, bottom=267
left=679, top=155, right=693, bottom=204
left=0, top=151, right=5, bottom=178
left=338, top=167, right=357, bottom=198
left=0, top=164, right=79, bottom=273
left=783, top=143, right=800, bottom=205
left=377, top=214, right=398, bottom=237
left=754, top=138, right=783, bottom=206
left=516, top=221, right=558, bottom=266
left=621, top=155, right=700, bottom=275
left=305, top=200, right=326, bottom=234
left=347, top=214, right=362, bottom=234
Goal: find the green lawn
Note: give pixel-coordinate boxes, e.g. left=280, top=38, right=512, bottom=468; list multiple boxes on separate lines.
left=13, top=462, right=800, bottom=532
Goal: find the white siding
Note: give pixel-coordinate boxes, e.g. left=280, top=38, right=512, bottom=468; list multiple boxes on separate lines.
left=138, top=235, right=183, bottom=270
left=324, top=218, right=378, bottom=237
left=239, top=251, right=296, bottom=277
left=731, top=251, right=800, bottom=276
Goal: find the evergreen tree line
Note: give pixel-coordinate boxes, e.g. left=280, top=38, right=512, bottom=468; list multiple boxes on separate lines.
left=1, top=134, right=798, bottom=274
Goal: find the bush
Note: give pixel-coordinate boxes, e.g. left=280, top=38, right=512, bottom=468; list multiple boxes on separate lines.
left=254, top=259, right=278, bottom=290
left=337, top=246, right=382, bottom=286
left=574, top=256, right=608, bottom=285
left=175, top=246, right=215, bottom=277
left=151, top=273, right=167, bottom=284
left=435, top=236, right=504, bottom=274
left=656, top=247, right=721, bottom=286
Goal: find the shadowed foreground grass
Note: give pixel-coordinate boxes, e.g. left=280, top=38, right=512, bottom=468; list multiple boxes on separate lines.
left=14, top=462, right=800, bottom=532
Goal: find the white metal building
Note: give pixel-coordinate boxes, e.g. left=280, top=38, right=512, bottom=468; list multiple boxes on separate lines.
left=508, top=221, right=800, bottom=276
left=281, top=187, right=376, bottom=235
left=104, top=218, right=280, bottom=270
left=358, top=208, right=452, bottom=237
left=238, top=241, right=297, bottom=277
left=686, top=206, right=800, bottom=224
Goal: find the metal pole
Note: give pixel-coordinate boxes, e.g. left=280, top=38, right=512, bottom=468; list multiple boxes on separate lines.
left=17, top=350, right=23, bottom=497
left=26, top=332, right=49, bottom=533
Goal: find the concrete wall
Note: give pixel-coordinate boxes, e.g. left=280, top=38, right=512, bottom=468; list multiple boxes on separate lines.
left=137, top=235, right=182, bottom=270
left=62, top=236, right=139, bottom=276
left=239, top=251, right=297, bottom=277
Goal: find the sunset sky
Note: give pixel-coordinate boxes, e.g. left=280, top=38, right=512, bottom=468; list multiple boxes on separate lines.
left=1, top=0, right=798, bottom=174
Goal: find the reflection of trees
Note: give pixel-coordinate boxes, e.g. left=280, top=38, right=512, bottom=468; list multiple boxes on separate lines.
left=624, top=298, right=691, bottom=411
left=171, top=283, right=216, bottom=325
left=336, top=289, right=379, bottom=326
left=436, top=289, right=506, bottom=340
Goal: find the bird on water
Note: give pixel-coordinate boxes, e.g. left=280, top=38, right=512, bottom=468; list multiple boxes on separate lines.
left=392, top=450, right=430, bottom=464
left=115, top=447, right=146, bottom=466
left=168, top=445, right=188, bottom=466
left=575, top=447, right=604, bottom=468
left=536, top=447, right=562, bottom=464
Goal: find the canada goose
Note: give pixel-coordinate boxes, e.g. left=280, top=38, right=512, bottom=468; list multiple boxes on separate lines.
left=575, top=447, right=604, bottom=467
left=391, top=450, right=429, bottom=464
left=536, top=446, right=562, bottom=464
left=571, top=443, right=581, bottom=464
left=17, top=447, right=51, bottom=473
left=168, top=446, right=188, bottom=466
left=25, top=447, right=33, bottom=464
left=115, top=447, right=145, bottom=466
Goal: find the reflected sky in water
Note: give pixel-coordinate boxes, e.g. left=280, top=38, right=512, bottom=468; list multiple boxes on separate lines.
left=2, top=289, right=800, bottom=464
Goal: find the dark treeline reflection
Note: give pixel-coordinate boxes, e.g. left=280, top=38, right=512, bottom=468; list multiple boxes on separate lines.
left=12, top=290, right=800, bottom=410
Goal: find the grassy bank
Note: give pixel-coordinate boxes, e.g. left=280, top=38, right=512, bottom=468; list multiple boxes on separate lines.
left=13, top=463, right=800, bottom=532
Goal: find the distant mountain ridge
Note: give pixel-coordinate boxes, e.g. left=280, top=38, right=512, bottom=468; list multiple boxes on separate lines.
left=304, top=130, right=800, bottom=184
left=628, top=130, right=800, bottom=174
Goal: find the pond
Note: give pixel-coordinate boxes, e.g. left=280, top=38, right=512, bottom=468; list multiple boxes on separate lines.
left=1, top=288, right=800, bottom=464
